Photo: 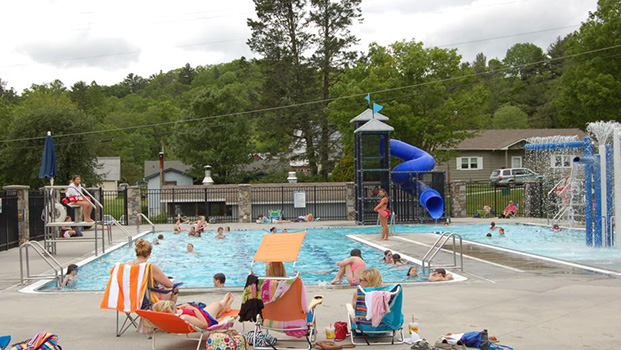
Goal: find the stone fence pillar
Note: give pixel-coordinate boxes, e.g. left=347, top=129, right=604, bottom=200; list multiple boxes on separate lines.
left=450, top=181, right=467, bottom=218
left=127, top=186, right=142, bottom=226
left=238, top=184, right=252, bottom=223
left=346, top=182, right=355, bottom=221
left=4, top=185, right=30, bottom=245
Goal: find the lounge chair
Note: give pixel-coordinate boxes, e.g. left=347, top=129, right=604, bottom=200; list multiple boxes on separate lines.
left=100, top=262, right=167, bottom=336
left=346, top=284, right=404, bottom=346
left=254, top=275, right=322, bottom=350
left=135, top=309, right=238, bottom=350
left=0, top=336, right=10, bottom=350
left=269, top=209, right=283, bottom=221
left=249, top=231, right=322, bottom=350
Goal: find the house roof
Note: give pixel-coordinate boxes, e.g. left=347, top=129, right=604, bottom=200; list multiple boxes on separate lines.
left=96, top=157, right=121, bottom=181
left=350, top=109, right=389, bottom=123
left=354, top=119, right=394, bottom=133
left=144, top=168, right=194, bottom=181
left=448, top=129, right=586, bottom=151
left=144, top=160, right=191, bottom=178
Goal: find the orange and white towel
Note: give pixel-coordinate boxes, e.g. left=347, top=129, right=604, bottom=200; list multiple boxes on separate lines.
left=100, top=263, right=154, bottom=313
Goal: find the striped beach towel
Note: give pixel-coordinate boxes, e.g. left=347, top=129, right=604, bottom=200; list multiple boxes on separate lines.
left=100, top=263, right=158, bottom=312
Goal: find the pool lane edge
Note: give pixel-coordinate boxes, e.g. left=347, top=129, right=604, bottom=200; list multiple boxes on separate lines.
left=346, top=234, right=468, bottom=283
left=19, top=230, right=154, bottom=294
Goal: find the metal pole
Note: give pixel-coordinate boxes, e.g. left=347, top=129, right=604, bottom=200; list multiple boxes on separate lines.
left=585, top=137, right=593, bottom=246
left=613, top=128, right=621, bottom=247
left=19, top=245, right=24, bottom=284
left=599, top=144, right=607, bottom=246
left=594, top=154, right=602, bottom=247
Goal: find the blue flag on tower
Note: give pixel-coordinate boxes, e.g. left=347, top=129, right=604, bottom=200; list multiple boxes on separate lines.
left=372, top=102, right=383, bottom=114
left=364, top=93, right=371, bottom=105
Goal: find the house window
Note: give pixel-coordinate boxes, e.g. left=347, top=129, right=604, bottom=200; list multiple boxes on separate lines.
left=512, top=156, right=522, bottom=168
left=457, top=157, right=483, bottom=170
left=551, top=155, right=573, bottom=168
left=164, top=181, right=178, bottom=186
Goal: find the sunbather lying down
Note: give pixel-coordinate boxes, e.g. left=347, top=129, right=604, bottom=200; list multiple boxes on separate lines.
left=152, top=293, right=234, bottom=329
left=440, top=332, right=498, bottom=345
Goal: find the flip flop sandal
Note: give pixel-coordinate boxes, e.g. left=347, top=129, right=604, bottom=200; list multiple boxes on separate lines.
left=315, top=341, right=355, bottom=350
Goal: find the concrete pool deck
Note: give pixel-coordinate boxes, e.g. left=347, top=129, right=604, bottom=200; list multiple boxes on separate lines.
left=1, top=219, right=619, bottom=349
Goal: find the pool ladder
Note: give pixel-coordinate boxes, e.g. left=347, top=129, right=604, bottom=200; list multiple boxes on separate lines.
left=19, top=240, right=65, bottom=287
left=421, top=232, right=463, bottom=275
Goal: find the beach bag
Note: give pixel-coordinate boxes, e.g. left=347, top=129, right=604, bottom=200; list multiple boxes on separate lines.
left=10, top=332, right=61, bottom=350
left=206, top=330, right=248, bottom=350
left=334, top=322, right=349, bottom=341
left=245, top=331, right=277, bottom=348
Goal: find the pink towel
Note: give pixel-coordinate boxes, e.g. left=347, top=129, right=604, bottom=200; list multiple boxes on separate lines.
left=365, top=291, right=391, bottom=327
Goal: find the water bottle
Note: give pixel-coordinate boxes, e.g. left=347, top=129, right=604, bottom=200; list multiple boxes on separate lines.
left=480, top=329, right=489, bottom=350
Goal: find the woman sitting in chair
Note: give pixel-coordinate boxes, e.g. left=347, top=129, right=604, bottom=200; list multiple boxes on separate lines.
left=152, top=293, right=234, bottom=329
left=126, top=239, right=179, bottom=302
left=351, top=268, right=383, bottom=307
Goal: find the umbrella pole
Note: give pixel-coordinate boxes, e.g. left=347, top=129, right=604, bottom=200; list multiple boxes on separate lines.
left=50, top=178, right=54, bottom=186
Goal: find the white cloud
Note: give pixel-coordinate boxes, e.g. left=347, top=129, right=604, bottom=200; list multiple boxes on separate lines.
left=0, top=0, right=598, bottom=92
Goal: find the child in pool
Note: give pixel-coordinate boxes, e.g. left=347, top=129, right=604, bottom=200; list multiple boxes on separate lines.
left=551, top=224, right=563, bottom=232
left=215, top=227, right=226, bottom=239
left=406, top=266, right=418, bottom=277
left=61, top=264, right=78, bottom=287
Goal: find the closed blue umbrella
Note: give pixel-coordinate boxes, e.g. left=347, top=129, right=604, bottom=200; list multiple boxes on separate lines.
left=39, top=131, right=57, bottom=185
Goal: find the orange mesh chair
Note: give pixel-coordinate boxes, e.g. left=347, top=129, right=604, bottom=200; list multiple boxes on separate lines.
left=136, top=309, right=238, bottom=350
left=251, top=232, right=323, bottom=350
left=100, top=262, right=160, bottom=336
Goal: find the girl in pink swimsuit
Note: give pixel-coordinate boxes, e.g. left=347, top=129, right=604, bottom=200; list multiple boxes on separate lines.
left=330, top=249, right=366, bottom=286
left=374, top=188, right=390, bottom=240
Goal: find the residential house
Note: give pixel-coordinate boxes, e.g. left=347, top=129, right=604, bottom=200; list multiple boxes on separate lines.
left=95, top=157, right=121, bottom=191
left=434, top=129, right=586, bottom=182
left=143, top=160, right=194, bottom=190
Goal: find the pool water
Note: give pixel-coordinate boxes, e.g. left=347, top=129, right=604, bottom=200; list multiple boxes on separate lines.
left=44, top=226, right=426, bottom=291
left=412, top=223, right=621, bottom=271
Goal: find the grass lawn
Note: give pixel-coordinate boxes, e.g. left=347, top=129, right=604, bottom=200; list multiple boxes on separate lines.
left=466, top=184, right=524, bottom=217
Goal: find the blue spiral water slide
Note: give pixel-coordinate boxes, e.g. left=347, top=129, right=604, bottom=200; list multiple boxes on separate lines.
left=385, top=139, right=444, bottom=219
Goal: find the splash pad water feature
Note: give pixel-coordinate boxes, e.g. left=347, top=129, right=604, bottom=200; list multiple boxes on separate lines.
left=524, top=122, right=620, bottom=248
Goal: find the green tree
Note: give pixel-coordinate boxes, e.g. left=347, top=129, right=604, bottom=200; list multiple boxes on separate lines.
left=491, top=104, right=529, bottom=129
left=503, top=43, right=546, bottom=80
left=328, top=41, right=490, bottom=180
left=0, top=87, right=99, bottom=187
left=247, top=0, right=320, bottom=174
left=557, top=0, right=621, bottom=127
left=179, top=63, right=195, bottom=85
left=309, top=0, right=362, bottom=179
left=171, top=84, right=256, bottom=183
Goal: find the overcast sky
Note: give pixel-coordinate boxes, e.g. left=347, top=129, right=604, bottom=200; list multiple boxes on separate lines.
left=0, top=0, right=598, bottom=92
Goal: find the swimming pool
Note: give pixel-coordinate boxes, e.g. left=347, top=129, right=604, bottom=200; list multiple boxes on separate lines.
left=40, top=226, right=428, bottom=291
left=411, top=223, right=621, bottom=272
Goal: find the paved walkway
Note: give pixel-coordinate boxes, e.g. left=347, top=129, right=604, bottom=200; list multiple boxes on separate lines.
left=1, top=219, right=619, bottom=349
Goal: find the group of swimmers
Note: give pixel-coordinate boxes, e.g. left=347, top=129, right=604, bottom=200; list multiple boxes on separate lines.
left=486, top=221, right=506, bottom=237
left=326, top=248, right=453, bottom=285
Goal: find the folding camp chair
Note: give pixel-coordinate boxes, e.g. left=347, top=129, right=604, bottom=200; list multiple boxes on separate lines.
left=136, top=309, right=238, bottom=350
left=269, top=209, right=283, bottom=221
left=100, top=262, right=164, bottom=336
left=249, top=231, right=322, bottom=350
left=346, top=284, right=404, bottom=346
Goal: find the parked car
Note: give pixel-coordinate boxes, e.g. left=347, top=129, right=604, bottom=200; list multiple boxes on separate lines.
left=489, top=168, right=542, bottom=187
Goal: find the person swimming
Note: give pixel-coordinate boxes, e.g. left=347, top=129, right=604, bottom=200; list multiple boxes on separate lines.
left=406, top=266, right=418, bottom=277
left=498, top=228, right=505, bottom=235
left=486, top=232, right=492, bottom=237
left=551, top=224, right=563, bottom=232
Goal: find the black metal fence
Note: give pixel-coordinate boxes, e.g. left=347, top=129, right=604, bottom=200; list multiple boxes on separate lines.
left=0, top=190, right=19, bottom=251
left=465, top=182, right=527, bottom=217
left=28, top=190, right=45, bottom=241
left=143, top=187, right=239, bottom=224
left=250, top=185, right=348, bottom=221
left=102, top=189, right=128, bottom=225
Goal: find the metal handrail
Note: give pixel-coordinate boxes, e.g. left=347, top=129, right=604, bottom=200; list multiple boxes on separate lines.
left=547, top=178, right=572, bottom=196
left=136, top=213, right=155, bottom=233
left=19, top=241, right=64, bottom=287
left=421, top=232, right=463, bottom=275
left=79, top=187, right=104, bottom=210
left=108, top=219, right=133, bottom=244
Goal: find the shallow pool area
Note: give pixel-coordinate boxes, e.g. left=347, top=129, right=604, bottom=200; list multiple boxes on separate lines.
left=41, top=226, right=428, bottom=291
left=410, top=223, right=621, bottom=272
